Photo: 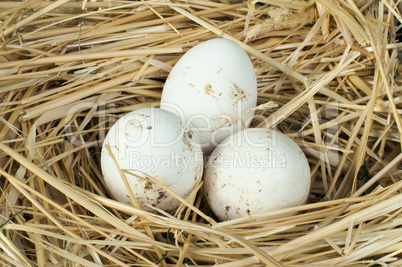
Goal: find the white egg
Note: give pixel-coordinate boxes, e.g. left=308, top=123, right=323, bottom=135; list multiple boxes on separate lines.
left=203, top=128, right=310, bottom=221
left=101, top=108, right=203, bottom=212
left=161, top=38, right=257, bottom=154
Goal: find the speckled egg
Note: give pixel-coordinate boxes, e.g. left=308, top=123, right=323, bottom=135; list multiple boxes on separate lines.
left=203, top=128, right=310, bottom=221
left=161, top=38, right=257, bottom=154
left=101, top=108, right=203, bottom=212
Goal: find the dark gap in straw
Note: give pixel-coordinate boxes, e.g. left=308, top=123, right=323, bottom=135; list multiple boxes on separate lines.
left=0, top=206, right=30, bottom=229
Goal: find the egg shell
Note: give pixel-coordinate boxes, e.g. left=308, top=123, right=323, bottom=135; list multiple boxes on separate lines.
left=203, top=128, right=310, bottom=221
left=101, top=108, right=203, bottom=212
left=161, top=38, right=257, bottom=154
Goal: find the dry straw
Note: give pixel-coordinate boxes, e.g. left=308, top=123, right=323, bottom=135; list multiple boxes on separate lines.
left=0, top=0, right=401, bottom=266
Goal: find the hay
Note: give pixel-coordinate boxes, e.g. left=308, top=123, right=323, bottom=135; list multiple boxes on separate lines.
left=0, top=0, right=401, bottom=265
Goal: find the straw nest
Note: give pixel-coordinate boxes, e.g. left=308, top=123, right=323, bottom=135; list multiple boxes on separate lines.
left=0, top=0, right=402, bottom=266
